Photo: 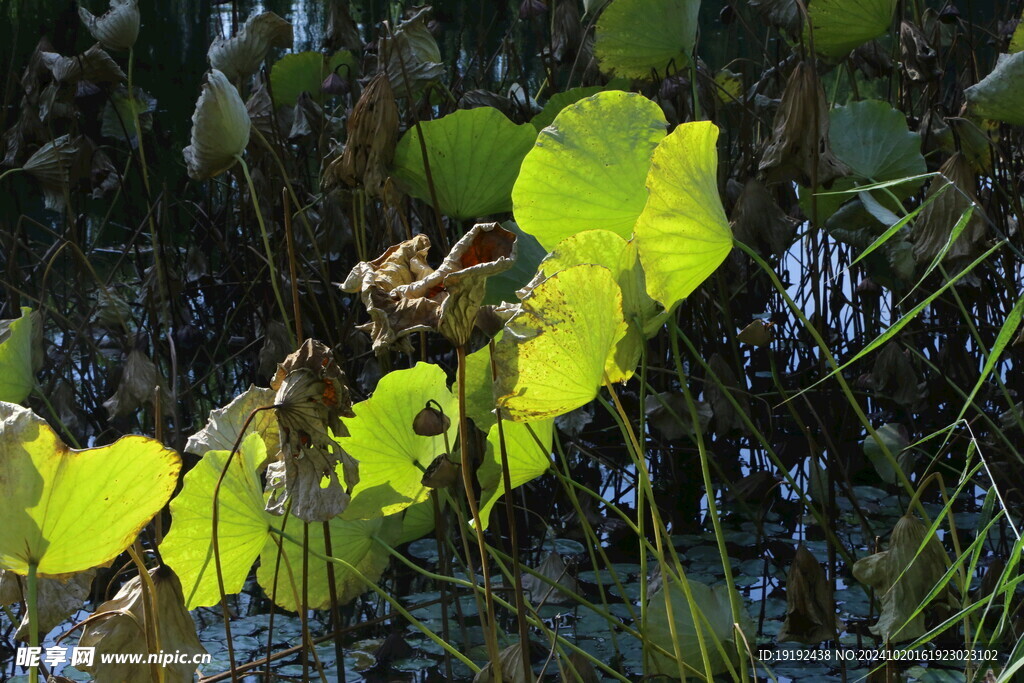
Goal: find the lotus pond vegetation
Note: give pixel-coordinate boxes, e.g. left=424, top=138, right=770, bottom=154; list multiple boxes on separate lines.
left=1, top=0, right=1024, bottom=681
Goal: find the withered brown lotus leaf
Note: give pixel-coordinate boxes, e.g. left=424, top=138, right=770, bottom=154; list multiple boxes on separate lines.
left=852, top=514, right=951, bottom=642
left=522, top=552, right=578, bottom=605
left=705, top=353, right=751, bottom=435
left=911, top=153, right=987, bottom=265
left=758, top=62, right=848, bottom=187
left=778, top=545, right=843, bottom=644
left=325, top=0, right=362, bottom=51
left=103, top=348, right=172, bottom=418
left=342, top=223, right=517, bottom=351
left=185, top=384, right=278, bottom=456
left=737, top=319, right=772, bottom=347
left=551, top=0, right=581, bottom=63
left=0, top=568, right=96, bottom=641
left=900, top=21, right=941, bottom=82
left=473, top=641, right=531, bottom=683
left=264, top=339, right=359, bottom=522
left=78, top=0, right=140, bottom=52
left=871, top=343, right=924, bottom=408
left=23, top=134, right=82, bottom=212
left=323, top=72, right=398, bottom=195
left=208, top=11, right=293, bottom=83
left=245, top=80, right=277, bottom=137
left=41, top=44, right=126, bottom=84
left=78, top=568, right=207, bottom=683
left=378, top=6, right=445, bottom=97
left=730, top=179, right=796, bottom=257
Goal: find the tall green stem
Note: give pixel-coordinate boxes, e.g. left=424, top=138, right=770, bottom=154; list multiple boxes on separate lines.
left=236, top=155, right=295, bottom=349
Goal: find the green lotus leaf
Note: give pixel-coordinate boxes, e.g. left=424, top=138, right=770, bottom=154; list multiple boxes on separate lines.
left=540, top=229, right=667, bottom=379
left=595, top=0, right=699, bottom=79
left=464, top=341, right=499, bottom=433
left=830, top=101, right=926, bottom=186
left=965, top=53, right=1024, bottom=126
left=530, top=80, right=629, bottom=131
left=393, top=108, right=538, bottom=220
left=0, top=308, right=34, bottom=404
left=257, top=513, right=401, bottom=610
left=646, top=578, right=751, bottom=676
left=270, top=50, right=358, bottom=107
left=495, top=265, right=628, bottom=421
left=634, top=121, right=733, bottom=310
left=806, top=0, right=898, bottom=59
left=0, top=403, right=180, bottom=577
left=484, top=222, right=547, bottom=305
left=477, top=418, right=553, bottom=530
left=339, top=363, right=457, bottom=520
left=396, top=500, right=435, bottom=545
left=804, top=100, right=928, bottom=221
left=160, top=432, right=269, bottom=609
left=512, top=91, right=667, bottom=250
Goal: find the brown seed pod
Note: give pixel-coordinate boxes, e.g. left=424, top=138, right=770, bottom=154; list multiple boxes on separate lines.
left=412, top=403, right=450, bottom=437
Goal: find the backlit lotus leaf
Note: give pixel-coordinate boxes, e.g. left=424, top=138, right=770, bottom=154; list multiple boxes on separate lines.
left=0, top=402, right=180, bottom=577
left=635, top=121, right=734, bottom=310
left=512, top=91, right=667, bottom=250
left=494, top=264, right=627, bottom=421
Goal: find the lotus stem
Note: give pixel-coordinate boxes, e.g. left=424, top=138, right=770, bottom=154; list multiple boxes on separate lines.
left=236, top=155, right=295, bottom=350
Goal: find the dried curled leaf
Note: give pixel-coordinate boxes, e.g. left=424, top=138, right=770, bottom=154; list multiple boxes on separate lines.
left=522, top=552, right=578, bottom=605
left=208, top=12, right=293, bottom=83
left=342, top=223, right=517, bottom=351
left=182, top=69, right=250, bottom=181
left=103, top=348, right=171, bottom=418
left=78, top=0, right=140, bottom=51
left=778, top=545, right=843, bottom=644
left=78, top=567, right=207, bottom=682
left=852, top=514, right=952, bottom=642
left=264, top=339, right=359, bottom=522
left=911, top=153, right=987, bottom=266
left=758, top=62, right=848, bottom=187
left=0, top=568, right=96, bottom=642
left=40, top=44, right=126, bottom=84
left=185, top=385, right=278, bottom=456
left=323, top=72, right=398, bottom=195
left=23, top=134, right=82, bottom=212
left=473, top=641, right=531, bottom=683
left=379, top=6, right=444, bottom=97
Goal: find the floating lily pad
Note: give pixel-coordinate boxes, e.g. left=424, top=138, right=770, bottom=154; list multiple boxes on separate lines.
left=339, top=363, right=457, bottom=520
left=494, top=264, right=628, bottom=421
left=635, top=121, right=734, bottom=310
left=0, top=308, right=34, bottom=404
left=807, top=0, right=898, bottom=59
left=0, top=403, right=180, bottom=577
left=513, top=91, right=667, bottom=250
left=595, top=0, right=699, bottom=78
left=646, top=578, right=751, bottom=677
left=392, top=107, right=537, bottom=219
